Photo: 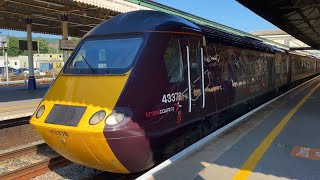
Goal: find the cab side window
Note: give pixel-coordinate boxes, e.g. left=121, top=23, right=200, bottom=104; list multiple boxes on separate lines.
left=163, top=38, right=184, bottom=83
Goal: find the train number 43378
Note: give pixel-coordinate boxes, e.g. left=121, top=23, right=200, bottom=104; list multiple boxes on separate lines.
left=162, top=92, right=182, bottom=103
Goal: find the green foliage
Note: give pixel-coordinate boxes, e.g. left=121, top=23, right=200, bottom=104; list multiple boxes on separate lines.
left=48, top=46, right=61, bottom=54
left=0, top=36, right=82, bottom=57
left=8, top=36, right=25, bottom=56
left=36, top=38, right=49, bottom=53
left=0, top=36, right=61, bottom=56
left=70, top=37, right=80, bottom=43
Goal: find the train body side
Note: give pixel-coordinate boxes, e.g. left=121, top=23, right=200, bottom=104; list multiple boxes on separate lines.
left=290, top=53, right=317, bottom=82
left=136, top=29, right=320, bottom=163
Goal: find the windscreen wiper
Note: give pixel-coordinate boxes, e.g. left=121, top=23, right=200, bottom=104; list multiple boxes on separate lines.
left=80, top=53, right=94, bottom=72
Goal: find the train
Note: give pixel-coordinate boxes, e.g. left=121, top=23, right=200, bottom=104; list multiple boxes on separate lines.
left=30, top=10, right=320, bottom=173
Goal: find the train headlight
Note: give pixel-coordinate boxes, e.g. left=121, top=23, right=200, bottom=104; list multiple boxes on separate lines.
left=105, top=113, right=125, bottom=125
left=36, top=105, right=45, bottom=118
left=89, top=110, right=106, bottom=125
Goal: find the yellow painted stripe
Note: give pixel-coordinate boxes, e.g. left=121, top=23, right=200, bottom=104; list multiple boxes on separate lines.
left=0, top=104, right=38, bottom=111
left=233, top=82, right=320, bottom=180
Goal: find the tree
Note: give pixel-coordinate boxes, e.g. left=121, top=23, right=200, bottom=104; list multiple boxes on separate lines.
left=70, top=37, right=80, bottom=44
left=7, top=36, right=25, bottom=56
left=36, top=38, right=49, bottom=54
left=0, top=36, right=57, bottom=56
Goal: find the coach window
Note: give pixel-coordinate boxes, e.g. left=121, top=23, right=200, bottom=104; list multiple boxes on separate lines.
left=163, top=38, right=184, bottom=83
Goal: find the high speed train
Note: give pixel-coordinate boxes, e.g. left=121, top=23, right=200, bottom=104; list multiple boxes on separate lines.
left=30, top=10, right=320, bottom=173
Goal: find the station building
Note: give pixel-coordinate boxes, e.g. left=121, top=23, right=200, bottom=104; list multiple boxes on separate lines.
left=252, top=29, right=320, bottom=58
left=0, top=53, right=64, bottom=71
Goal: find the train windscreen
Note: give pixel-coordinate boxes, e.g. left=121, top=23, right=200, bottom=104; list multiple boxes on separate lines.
left=64, top=37, right=143, bottom=74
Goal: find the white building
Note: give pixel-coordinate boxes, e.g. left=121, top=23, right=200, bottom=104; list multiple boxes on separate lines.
left=252, top=29, right=320, bottom=58
left=0, top=56, right=28, bottom=69
left=0, top=54, right=64, bottom=70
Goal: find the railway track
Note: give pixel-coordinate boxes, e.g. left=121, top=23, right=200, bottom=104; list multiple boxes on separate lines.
left=0, top=116, right=31, bottom=129
left=0, top=156, right=70, bottom=180
left=0, top=143, right=71, bottom=180
left=0, top=116, right=42, bottom=150
left=0, top=143, right=46, bottom=162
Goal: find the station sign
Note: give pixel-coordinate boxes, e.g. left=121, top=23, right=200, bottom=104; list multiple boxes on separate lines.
left=0, top=36, right=8, bottom=49
left=60, top=39, right=77, bottom=50
left=19, top=40, right=38, bottom=51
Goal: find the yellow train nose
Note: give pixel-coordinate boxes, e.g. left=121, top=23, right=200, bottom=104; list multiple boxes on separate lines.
left=31, top=122, right=130, bottom=173
left=29, top=73, right=132, bottom=173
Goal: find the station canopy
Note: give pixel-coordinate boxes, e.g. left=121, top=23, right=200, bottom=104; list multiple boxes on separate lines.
left=237, top=0, right=320, bottom=49
left=0, top=0, right=148, bottom=37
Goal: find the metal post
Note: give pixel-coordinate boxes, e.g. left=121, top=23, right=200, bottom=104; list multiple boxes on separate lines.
left=1, top=32, right=4, bottom=77
left=60, top=13, right=69, bottom=63
left=37, top=39, right=39, bottom=54
left=1, top=47, right=6, bottom=75
left=5, top=49, right=8, bottom=86
left=26, top=18, right=36, bottom=90
left=186, top=46, right=192, bottom=112
left=200, top=48, right=205, bottom=108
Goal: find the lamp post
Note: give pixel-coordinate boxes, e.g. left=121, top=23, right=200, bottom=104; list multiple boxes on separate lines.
left=0, top=32, right=4, bottom=76
left=0, top=32, right=9, bottom=85
left=0, top=32, right=8, bottom=85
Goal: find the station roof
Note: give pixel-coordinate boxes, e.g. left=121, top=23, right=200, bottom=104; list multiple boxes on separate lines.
left=0, top=0, right=148, bottom=37
left=237, top=0, right=320, bottom=49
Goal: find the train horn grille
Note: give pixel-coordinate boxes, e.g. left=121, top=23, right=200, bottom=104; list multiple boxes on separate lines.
left=45, top=104, right=86, bottom=127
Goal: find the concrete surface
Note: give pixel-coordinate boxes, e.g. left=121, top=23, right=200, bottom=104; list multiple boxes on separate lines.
left=149, top=77, right=320, bottom=180
left=0, top=85, right=49, bottom=120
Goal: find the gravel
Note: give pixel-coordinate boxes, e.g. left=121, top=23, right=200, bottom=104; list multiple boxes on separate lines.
left=0, top=140, right=44, bottom=155
left=0, top=142, right=59, bottom=175
left=0, top=141, right=126, bottom=179
left=32, top=163, right=104, bottom=180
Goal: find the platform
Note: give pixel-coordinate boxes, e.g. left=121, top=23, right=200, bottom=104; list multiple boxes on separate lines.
left=143, top=76, right=320, bottom=180
left=0, top=85, right=49, bottom=120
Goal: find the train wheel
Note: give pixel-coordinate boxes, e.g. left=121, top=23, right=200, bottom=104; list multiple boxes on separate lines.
left=201, top=116, right=218, bottom=136
left=161, top=136, right=186, bottom=160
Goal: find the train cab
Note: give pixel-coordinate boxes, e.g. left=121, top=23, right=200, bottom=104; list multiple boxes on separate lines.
left=30, top=10, right=208, bottom=173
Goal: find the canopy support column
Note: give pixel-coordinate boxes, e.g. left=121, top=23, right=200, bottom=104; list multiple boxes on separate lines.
left=60, top=13, right=69, bottom=63
left=26, top=17, right=36, bottom=90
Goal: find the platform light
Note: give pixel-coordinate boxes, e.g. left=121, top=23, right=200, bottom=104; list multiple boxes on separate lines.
left=89, top=110, right=106, bottom=125
left=36, top=105, right=45, bottom=118
left=105, top=112, right=125, bottom=126
left=32, top=22, right=50, bottom=27
left=33, top=0, right=65, bottom=7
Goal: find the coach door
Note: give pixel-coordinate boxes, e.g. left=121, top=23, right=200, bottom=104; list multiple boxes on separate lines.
left=184, top=35, right=206, bottom=122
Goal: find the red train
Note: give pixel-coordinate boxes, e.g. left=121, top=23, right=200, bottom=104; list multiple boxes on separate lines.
left=30, top=10, right=320, bottom=173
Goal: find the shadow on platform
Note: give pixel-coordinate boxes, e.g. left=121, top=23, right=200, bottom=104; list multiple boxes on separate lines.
left=0, top=84, right=50, bottom=103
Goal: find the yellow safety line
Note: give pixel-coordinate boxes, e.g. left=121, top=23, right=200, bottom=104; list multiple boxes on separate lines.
left=232, top=82, right=320, bottom=180
left=0, top=104, right=38, bottom=111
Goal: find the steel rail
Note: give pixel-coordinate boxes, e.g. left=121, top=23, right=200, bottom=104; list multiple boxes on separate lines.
left=0, top=143, right=47, bottom=162
left=0, top=156, right=71, bottom=180
left=0, top=116, right=31, bottom=129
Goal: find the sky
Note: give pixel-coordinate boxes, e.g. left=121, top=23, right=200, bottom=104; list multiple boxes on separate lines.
left=155, top=0, right=277, bottom=32
left=1, top=0, right=278, bottom=38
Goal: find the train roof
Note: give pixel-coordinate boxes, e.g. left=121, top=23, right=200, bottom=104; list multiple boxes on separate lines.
left=197, top=24, right=276, bottom=53
left=86, top=10, right=281, bottom=53
left=86, top=10, right=200, bottom=36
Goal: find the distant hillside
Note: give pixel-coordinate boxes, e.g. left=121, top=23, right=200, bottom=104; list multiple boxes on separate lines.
left=44, top=38, right=59, bottom=44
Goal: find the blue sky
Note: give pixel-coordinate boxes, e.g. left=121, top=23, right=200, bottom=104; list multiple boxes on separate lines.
left=156, top=0, right=277, bottom=32
left=1, top=0, right=278, bottom=38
